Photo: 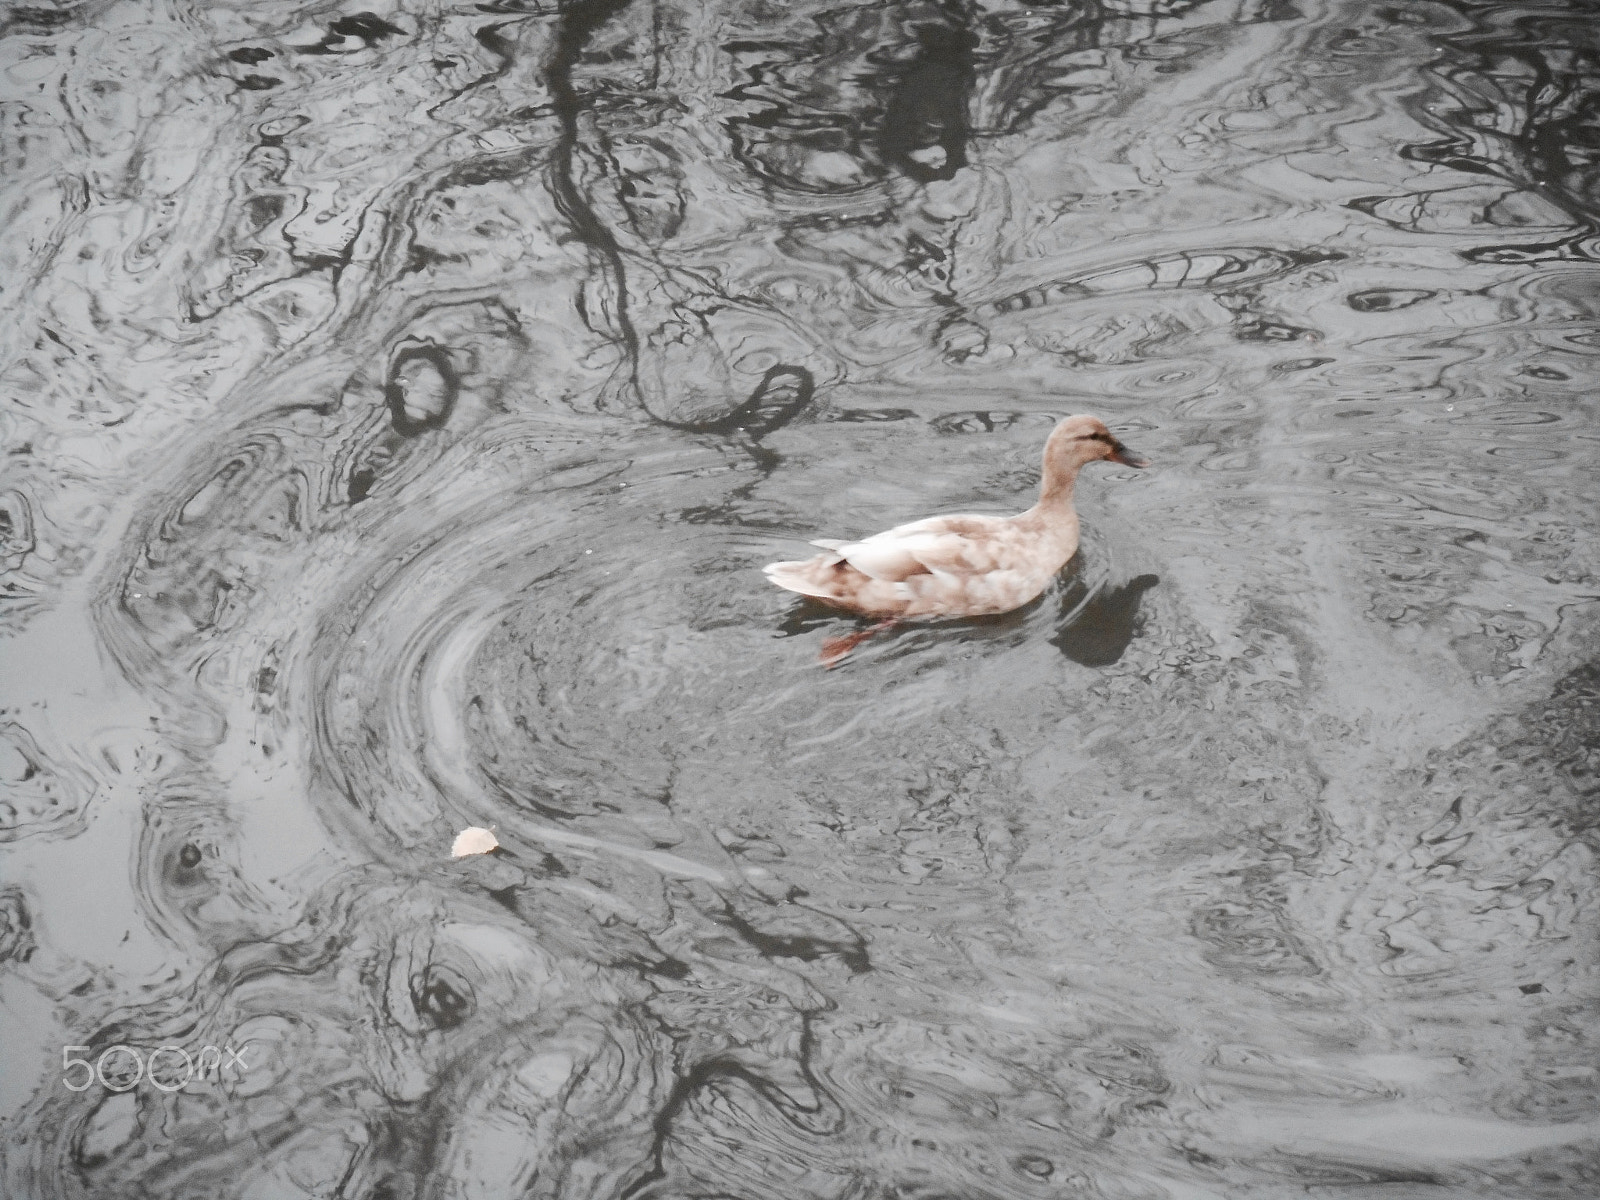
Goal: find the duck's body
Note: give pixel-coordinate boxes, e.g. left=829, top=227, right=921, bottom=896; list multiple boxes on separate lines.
left=764, top=415, right=1147, bottom=621
left=765, top=510, right=1078, bottom=619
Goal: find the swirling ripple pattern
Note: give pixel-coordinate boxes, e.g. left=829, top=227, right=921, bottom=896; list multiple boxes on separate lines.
left=2, top=0, right=1599, bottom=1196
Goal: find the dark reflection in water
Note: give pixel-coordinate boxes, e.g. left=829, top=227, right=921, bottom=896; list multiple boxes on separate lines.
left=1364, top=0, right=1600, bottom=261
left=1052, top=573, right=1160, bottom=666
left=877, top=22, right=977, bottom=184
left=3, top=0, right=1600, bottom=1197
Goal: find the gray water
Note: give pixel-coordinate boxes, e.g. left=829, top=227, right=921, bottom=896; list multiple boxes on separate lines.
left=2, top=0, right=1599, bottom=1196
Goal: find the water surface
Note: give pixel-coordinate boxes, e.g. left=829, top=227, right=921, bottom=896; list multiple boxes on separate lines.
left=2, top=0, right=1599, bottom=1196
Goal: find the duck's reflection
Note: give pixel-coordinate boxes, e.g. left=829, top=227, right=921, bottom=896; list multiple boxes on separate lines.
left=1052, top=573, right=1160, bottom=666
left=777, top=569, right=1159, bottom=667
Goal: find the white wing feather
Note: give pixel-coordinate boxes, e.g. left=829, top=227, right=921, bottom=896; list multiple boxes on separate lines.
left=836, top=525, right=976, bottom=582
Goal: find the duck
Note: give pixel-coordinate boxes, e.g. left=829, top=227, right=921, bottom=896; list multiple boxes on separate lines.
left=764, top=415, right=1148, bottom=660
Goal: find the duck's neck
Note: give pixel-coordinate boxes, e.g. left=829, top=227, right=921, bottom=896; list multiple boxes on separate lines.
left=1026, top=439, right=1088, bottom=523
left=1036, top=462, right=1079, bottom=511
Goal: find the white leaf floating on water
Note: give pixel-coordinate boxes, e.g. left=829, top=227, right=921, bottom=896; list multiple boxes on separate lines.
left=451, top=827, right=499, bottom=858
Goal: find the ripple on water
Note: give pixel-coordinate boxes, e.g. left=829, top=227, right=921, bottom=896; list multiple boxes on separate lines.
left=5, top=0, right=1600, bottom=1196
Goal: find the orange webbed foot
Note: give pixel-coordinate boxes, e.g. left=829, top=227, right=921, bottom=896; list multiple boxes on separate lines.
left=819, top=620, right=898, bottom=667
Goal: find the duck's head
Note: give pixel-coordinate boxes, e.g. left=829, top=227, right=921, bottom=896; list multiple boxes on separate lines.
left=1045, top=414, right=1150, bottom=471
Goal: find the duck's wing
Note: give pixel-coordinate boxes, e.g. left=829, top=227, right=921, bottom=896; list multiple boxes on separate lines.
left=835, top=515, right=1016, bottom=582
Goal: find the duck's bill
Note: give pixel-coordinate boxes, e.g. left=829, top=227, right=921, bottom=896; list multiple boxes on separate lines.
left=1112, top=444, right=1150, bottom=468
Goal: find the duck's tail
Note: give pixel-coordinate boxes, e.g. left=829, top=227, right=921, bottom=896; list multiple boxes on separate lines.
left=763, top=553, right=846, bottom=600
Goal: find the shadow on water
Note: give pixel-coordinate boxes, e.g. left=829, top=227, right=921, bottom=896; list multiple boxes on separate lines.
left=1051, top=572, right=1161, bottom=666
